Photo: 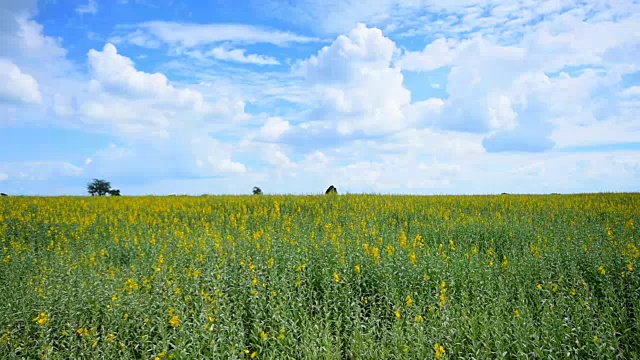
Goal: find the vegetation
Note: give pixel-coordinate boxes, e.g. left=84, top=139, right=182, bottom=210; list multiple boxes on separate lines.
left=253, top=187, right=263, bottom=195
left=87, top=179, right=120, bottom=196
left=0, top=193, right=639, bottom=359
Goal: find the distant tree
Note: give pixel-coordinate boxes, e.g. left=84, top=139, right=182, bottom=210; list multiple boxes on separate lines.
left=253, top=186, right=263, bottom=195
left=325, top=185, right=337, bottom=194
left=87, top=179, right=113, bottom=196
left=0, top=193, right=7, bottom=196
left=108, top=189, right=121, bottom=196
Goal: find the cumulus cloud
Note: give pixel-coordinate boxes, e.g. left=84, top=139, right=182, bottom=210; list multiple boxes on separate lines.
left=297, top=23, right=412, bottom=135
left=0, top=59, right=41, bottom=104
left=297, top=23, right=396, bottom=83
left=398, top=23, right=639, bottom=151
left=88, top=43, right=209, bottom=112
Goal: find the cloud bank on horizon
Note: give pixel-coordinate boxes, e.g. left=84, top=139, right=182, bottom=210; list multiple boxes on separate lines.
left=0, top=0, right=639, bottom=195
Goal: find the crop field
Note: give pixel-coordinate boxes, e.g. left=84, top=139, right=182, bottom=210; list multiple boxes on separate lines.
left=1, top=194, right=639, bottom=359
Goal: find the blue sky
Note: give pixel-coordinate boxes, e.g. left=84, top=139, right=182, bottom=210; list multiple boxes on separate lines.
left=0, top=0, right=639, bottom=195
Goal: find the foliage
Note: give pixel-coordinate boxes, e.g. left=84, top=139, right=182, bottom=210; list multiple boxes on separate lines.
left=0, top=194, right=639, bottom=359
left=87, top=179, right=111, bottom=196
left=87, top=179, right=120, bottom=196
left=253, top=187, right=263, bottom=195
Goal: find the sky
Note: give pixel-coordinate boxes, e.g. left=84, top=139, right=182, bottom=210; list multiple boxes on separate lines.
left=0, top=0, right=639, bottom=195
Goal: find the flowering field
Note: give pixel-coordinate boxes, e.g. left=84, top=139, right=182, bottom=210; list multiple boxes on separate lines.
left=1, top=194, right=639, bottom=359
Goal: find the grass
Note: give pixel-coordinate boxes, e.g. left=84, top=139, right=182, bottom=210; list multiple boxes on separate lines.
left=1, top=193, right=639, bottom=359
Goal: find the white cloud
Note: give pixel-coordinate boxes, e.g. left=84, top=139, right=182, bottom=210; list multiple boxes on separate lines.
left=6, top=17, right=67, bottom=59
left=206, top=46, right=280, bottom=65
left=76, top=0, right=98, bottom=15
left=52, top=94, right=74, bottom=116
left=259, top=116, right=291, bottom=141
left=259, top=0, right=397, bottom=34
left=262, top=144, right=296, bottom=169
left=395, top=8, right=640, bottom=150
left=0, top=162, right=83, bottom=181
left=0, top=59, right=41, bottom=104
left=88, top=43, right=208, bottom=112
left=297, top=23, right=396, bottom=83
left=114, top=22, right=320, bottom=49
left=298, top=23, right=411, bottom=135
left=303, top=151, right=330, bottom=169
left=621, top=86, right=640, bottom=98
left=396, top=38, right=458, bottom=72
left=0, top=172, right=8, bottom=181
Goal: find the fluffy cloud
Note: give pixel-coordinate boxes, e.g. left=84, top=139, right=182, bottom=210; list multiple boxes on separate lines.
left=298, top=23, right=412, bottom=135
left=0, top=59, right=41, bottom=104
left=88, top=43, right=208, bottom=112
left=259, top=117, right=291, bottom=141
left=396, top=6, right=640, bottom=151
left=78, top=43, right=248, bottom=176
left=298, top=23, right=396, bottom=83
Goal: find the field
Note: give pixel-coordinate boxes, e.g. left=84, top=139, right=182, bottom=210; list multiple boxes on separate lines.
left=1, top=194, right=639, bottom=359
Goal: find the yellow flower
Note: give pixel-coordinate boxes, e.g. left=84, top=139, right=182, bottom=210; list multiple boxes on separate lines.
left=501, top=255, right=509, bottom=269
left=395, top=310, right=401, bottom=319
left=251, top=351, right=257, bottom=358
left=333, top=272, right=340, bottom=283
left=569, top=288, right=577, bottom=296
left=514, top=309, right=521, bottom=318
left=627, top=263, right=633, bottom=272
left=414, top=315, right=424, bottom=322
left=439, top=281, right=448, bottom=307
left=409, top=252, right=417, bottom=265
left=372, top=247, right=380, bottom=263
left=536, top=283, right=542, bottom=290
left=106, top=333, right=116, bottom=343
left=597, top=266, right=606, bottom=275
left=169, top=315, right=180, bottom=328
left=125, top=278, right=139, bottom=292
left=354, top=264, right=361, bottom=274
left=406, top=295, right=413, bottom=307
left=434, top=343, right=445, bottom=359
left=259, top=330, right=268, bottom=340
left=33, top=312, right=48, bottom=326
